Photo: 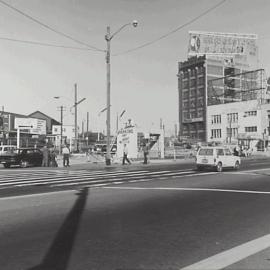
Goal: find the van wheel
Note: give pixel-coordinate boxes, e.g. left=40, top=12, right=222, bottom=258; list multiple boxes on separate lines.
left=20, top=160, right=28, bottom=168
left=234, top=161, right=240, bottom=170
left=216, top=162, right=223, bottom=172
left=196, top=165, right=203, bottom=171
left=4, top=163, right=10, bottom=168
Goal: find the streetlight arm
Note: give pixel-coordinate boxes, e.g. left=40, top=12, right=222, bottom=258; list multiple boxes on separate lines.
left=76, top=97, right=86, bottom=106
left=110, top=23, right=131, bottom=40
left=71, top=97, right=86, bottom=108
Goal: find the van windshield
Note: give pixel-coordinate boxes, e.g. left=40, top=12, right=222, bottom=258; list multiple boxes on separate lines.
left=198, top=148, right=213, bottom=156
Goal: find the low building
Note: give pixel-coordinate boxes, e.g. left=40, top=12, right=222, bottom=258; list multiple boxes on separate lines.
left=52, top=125, right=79, bottom=152
left=207, top=99, right=270, bottom=150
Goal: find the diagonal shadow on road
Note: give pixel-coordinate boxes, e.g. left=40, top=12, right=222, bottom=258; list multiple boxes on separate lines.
left=27, top=188, right=89, bottom=270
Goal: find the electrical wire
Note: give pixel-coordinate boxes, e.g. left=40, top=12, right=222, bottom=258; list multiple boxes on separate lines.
left=0, top=36, right=99, bottom=51
left=0, top=0, right=105, bottom=52
left=113, top=0, right=228, bottom=56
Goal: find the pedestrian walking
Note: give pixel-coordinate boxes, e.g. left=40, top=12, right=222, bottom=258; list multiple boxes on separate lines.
left=86, top=148, right=92, bottom=162
left=143, top=143, right=149, bottom=164
left=41, top=145, right=49, bottom=167
left=62, top=144, right=70, bottom=167
left=122, top=144, right=131, bottom=165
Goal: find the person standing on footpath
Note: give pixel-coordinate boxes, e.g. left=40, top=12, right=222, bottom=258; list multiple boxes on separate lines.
left=50, top=147, right=58, bottom=167
left=122, top=144, right=131, bottom=165
left=143, top=143, right=149, bottom=164
left=62, top=144, right=70, bottom=167
left=41, top=145, right=49, bottom=167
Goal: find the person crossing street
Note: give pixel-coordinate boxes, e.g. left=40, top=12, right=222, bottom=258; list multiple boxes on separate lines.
left=122, top=144, right=131, bottom=165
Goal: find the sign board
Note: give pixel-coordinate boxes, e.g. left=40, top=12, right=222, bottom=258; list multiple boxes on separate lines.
left=188, top=31, right=258, bottom=58
left=117, top=126, right=138, bottom=158
left=15, top=118, right=46, bottom=135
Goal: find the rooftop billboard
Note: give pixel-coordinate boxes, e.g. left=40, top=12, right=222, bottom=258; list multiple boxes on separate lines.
left=188, top=31, right=258, bottom=58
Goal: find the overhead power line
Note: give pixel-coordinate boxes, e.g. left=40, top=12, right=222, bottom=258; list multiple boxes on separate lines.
left=113, top=0, right=227, bottom=56
left=0, top=0, right=105, bottom=52
left=0, top=36, right=98, bottom=51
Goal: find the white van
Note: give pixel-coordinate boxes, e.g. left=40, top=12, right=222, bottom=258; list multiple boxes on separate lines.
left=196, top=146, right=241, bottom=172
left=0, top=145, right=17, bottom=155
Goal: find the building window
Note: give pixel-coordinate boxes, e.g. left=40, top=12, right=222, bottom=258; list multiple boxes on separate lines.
left=183, top=91, right=189, bottom=99
left=190, top=79, right=196, bottom=88
left=245, top=126, right=257, bottom=132
left=211, top=115, right=221, bottom=124
left=197, top=109, right=203, bottom=118
left=183, top=111, right=189, bottom=120
left=227, top=113, right=238, bottom=123
left=183, top=101, right=189, bottom=108
left=190, top=99, right=196, bottom=108
left=211, top=129, right=222, bottom=138
left=244, top=111, right=257, bottom=117
left=190, top=89, right=196, bottom=97
left=197, top=87, right=204, bottom=96
left=198, top=76, right=205, bottom=86
left=227, top=128, right=238, bottom=138
left=197, top=97, right=204, bottom=107
left=182, top=80, right=189, bottom=88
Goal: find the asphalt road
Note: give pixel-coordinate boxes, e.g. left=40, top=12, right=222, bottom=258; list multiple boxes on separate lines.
left=1, top=158, right=270, bottom=269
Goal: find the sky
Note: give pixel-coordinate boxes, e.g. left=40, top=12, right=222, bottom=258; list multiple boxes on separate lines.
left=1, top=0, right=270, bottom=136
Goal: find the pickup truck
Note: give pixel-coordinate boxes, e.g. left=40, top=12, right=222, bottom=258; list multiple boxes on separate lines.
left=0, top=148, right=43, bottom=168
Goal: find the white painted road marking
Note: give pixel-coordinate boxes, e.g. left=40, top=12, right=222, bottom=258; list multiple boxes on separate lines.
left=103, top=186, right=270, bottom=195
left=180, top=234, right=270, bottom=270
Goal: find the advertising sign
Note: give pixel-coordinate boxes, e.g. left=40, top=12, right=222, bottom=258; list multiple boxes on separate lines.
left=117, top=126, right=138, bottom=158
left=15, top=118, right=46, bottom=135
left=188, top=31, right=258, bottom=57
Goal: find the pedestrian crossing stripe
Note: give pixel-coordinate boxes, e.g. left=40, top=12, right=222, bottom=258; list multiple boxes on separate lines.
left=0, top=169, right=207, bottom=189
left=0, top=169, right=134, bottom=181
left=0, top=170, right=150, bottom=186
left=15, top=170, right=174, bottom=187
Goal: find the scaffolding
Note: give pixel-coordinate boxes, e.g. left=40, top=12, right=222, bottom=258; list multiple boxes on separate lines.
left=207, top=69, right=266, bottom=106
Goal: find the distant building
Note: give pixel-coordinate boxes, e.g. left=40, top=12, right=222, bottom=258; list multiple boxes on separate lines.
left=52, top=125, right=79, bottom=151
left=178, top=31, right=262, bottom=144
left=177, top=55, right=207, bottom=142
left=28, top=110, right=60, bottom=134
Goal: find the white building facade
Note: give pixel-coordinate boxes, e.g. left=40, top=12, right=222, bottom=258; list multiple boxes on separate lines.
left=52, top=125, right=79, bottom=151
left=207, top=99, right=270, bottom=150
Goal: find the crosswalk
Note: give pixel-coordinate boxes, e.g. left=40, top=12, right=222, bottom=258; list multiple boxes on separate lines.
left=0, top=168, right=216, bottom=189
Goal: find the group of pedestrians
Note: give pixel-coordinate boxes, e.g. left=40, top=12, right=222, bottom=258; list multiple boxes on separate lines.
left=122, top=143, right=150, bottom=165
left=41, top=145, right=58, bottom=167
left=41, top=144, right=71, bottom=167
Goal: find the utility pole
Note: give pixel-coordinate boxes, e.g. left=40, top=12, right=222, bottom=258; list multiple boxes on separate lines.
left=72, top=83, right=86, bottom=153
left=105, top=26, right=111, bottom=165
left=104, top=21, right=138, bottom=165
left=82, top=120, right=84, bottom=137
left=57, top=105, right=65, bottom=154
left=87, top=112, right=89, bottom=133
left=74, top=83, right=78, bottom=152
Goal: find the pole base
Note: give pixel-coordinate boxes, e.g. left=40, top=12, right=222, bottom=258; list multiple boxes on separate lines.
left=105, top=158, right=111, bottom=165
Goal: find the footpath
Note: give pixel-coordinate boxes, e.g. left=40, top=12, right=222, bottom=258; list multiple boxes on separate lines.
left=56, top=151, right=270, bottom=169
left=56, top=153, right=194, bottom=169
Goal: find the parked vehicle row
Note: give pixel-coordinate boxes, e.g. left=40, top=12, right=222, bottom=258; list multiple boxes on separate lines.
left=0, top=147, right=43, bottom=168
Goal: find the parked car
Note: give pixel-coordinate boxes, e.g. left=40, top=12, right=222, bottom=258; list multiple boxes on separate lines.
left=0, top=148, right=43, bottom=168
left=0, top=145, right=17, bottom=155
left=196, top=146, right=241, bottom=172
left=94, top=143, right=117, bottom=155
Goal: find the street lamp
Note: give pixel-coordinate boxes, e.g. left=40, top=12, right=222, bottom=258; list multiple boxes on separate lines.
left=105, top=20, right=138, bottom=165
